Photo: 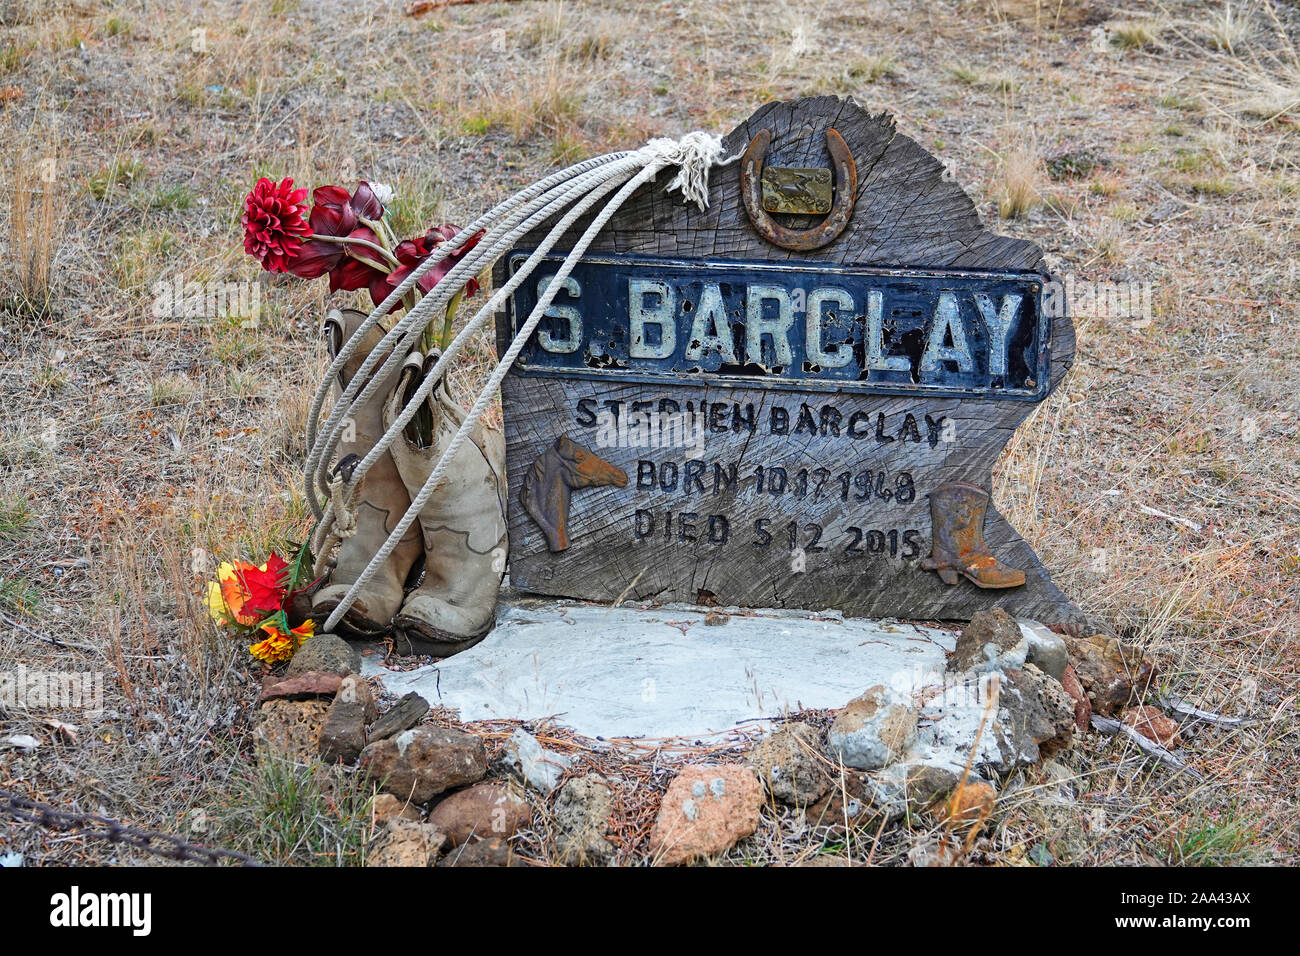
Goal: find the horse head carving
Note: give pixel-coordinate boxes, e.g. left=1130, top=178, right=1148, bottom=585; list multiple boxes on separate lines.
left=520, top=435, right=627, bottom=552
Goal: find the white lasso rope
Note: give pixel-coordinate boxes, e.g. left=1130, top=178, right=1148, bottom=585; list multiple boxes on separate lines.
left=307, top=132, right=735, bottom=632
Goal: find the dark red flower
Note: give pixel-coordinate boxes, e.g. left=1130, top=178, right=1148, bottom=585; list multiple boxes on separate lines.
left=369, top=225, right=484, bottom=311
left=286, top=183, right=390, bottom=287
left=312, top=185, right=358, bottom=234
left=324, top=226, right=384, bottom=292
left=351, top=182, right=384, bottom=221
left=242, top=177, right=310, bottom=273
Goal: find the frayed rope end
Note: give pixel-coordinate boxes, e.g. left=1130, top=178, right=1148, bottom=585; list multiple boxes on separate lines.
left=642, top=132, right=738, bottom=211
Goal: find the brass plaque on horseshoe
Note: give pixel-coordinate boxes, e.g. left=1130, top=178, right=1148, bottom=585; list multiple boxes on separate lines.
left=761, top=166, right=832, bottom=215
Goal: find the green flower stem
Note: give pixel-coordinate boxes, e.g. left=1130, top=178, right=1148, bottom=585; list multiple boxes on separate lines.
left=311, top=233, right=399, bottom=268
left=379, top=217, right=400, bottom=250
left=426, top=290, right=462, bottom=354
left=359, top=215, right=398, bottom=251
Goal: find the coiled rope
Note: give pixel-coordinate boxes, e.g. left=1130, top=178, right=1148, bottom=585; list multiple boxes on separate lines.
left=305, top=132, right=736, bottom=633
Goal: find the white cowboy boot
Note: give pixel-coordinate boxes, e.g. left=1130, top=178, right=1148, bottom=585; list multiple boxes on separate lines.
left=312, top=309, right=423, bottom=636
left=383, top=350, right=507, bottom=656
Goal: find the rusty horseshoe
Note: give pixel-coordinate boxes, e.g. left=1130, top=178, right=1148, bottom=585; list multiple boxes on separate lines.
left=740, top=128, right=857, bottom=252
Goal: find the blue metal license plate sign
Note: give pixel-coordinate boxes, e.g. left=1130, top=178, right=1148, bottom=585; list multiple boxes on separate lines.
left=506, top=253, right=1050, bottom=400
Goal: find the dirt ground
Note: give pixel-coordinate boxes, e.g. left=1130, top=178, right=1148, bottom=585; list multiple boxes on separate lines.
left=0, top=0, right=1296, bottom=866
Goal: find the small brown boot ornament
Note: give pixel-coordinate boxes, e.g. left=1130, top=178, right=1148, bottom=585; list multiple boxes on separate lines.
left=921, top=481, right=1026, bottom=589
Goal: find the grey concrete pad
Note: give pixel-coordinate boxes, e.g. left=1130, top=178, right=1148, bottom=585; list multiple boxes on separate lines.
left=363, top=599, right=958, bottom=742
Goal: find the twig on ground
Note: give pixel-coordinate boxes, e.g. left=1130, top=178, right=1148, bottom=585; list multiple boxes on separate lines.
left=1091, top=714, right=1203, bottom=781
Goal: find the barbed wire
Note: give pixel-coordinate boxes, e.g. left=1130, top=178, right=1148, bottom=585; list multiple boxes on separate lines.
left=0, top=788, right=262, bottom=867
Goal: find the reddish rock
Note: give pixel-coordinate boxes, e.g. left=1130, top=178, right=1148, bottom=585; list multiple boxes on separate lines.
left=936, top=780, right=997, bottom=828
left=259, top=671, right=342, bottom=704
left=649, top=765, right=763, bottom=866
left=440, top=836, right=522, bottom=867
left=1065, top=634, right=1156, bottom=716
left=427, top=783, right=532, bottom=847
left=1060, top=663, right=1092, bottom=731
left=1122, top=705, right=1181, bottom=749
left=371, top=793, right=422, bottom=823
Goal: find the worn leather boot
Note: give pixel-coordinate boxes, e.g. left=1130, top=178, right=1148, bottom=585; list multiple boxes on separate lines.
left=384, top=350, right=508, bottom=656
left=312, top=309, right=423, bottom=636
left=921, top=481, right=1026, bottom=589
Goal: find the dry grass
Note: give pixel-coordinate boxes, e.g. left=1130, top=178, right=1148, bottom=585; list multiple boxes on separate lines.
left=1203, top=1, right=1258, bottom=53
left=997, top=144, right=1043, bottom=219
left=1109, top=19, right=1166, bottom=51
left=3, top=126, right=62, bottom=320
left=0, top=0, right=1297, bottom=866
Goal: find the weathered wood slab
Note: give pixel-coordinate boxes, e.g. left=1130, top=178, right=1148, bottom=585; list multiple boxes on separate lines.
left=493, top=96, right=1082, bottom=629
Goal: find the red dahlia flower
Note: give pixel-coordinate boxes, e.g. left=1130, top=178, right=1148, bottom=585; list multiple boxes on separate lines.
left=242, top=177, right=311, bottom=273
left=369, top=225, right=485, bottom=310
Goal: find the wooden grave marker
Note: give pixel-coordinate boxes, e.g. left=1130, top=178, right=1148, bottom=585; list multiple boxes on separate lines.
left=494, top=96, right=1084, bottom=630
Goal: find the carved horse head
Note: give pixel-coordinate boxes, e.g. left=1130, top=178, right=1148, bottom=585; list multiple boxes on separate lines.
left=520, top=435, right=627, bottom=552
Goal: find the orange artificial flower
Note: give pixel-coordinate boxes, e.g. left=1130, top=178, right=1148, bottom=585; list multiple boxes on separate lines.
left=207, top=560, right=263, bottom=627
left=249, top=616, right=314, bottom=665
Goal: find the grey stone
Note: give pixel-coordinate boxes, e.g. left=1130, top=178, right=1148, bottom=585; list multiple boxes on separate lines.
left=805, top=772, right=905, bottom=835
left=1038, top=759, right=1077, bottom=805
left=949, top=608, right=1028, bottom=674
left=917, top=663, right=1075, bottom=776
left=318, top=675, right=377, bottom=764
left=1021, top=621, right=1069, bottom=681
left=828, top=685, right=917, bottom=771
left=879, top=761, right=966, bottom=806
left=554, top=774, right=617, bottom=865
left=745, top=722, right=831, bottom=805
left=287, top=633, right=361, bottom=677
left=907, top=837, right=962, bottom=868
left=991, top=664, right=1076, bottom=771
left=369, top=692, right=429, bottom=742
left=497, top=728, right=573, bottom=793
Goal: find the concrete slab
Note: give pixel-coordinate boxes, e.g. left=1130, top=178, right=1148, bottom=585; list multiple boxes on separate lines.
left=362, top=599, right=957, bottom=742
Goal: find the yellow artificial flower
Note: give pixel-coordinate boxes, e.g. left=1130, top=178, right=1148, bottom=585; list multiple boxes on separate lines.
left=248, top=617, right=314, bottom=665
left=206, top=559, right=266, bottom=628
left=205, top=579, right=230, bottom=624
